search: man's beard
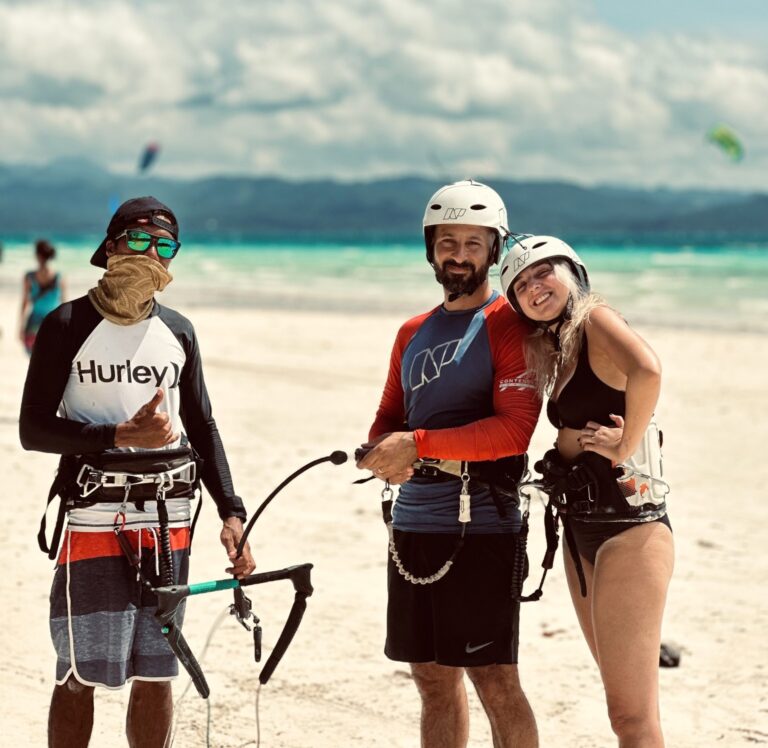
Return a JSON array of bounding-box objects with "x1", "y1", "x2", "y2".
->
[{"x1": 434, "y1": 259, "x2": 491, "y2": 298}]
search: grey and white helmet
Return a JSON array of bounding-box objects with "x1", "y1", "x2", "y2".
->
[{"x1": 423, "y1": 179, "x2": 509, "y2": 265}]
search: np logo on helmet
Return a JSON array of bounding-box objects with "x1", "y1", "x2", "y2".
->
[
  {"x1": 513, "y1": 251, "x2": 530, "y2": 271},
  {"x1": 443, "y1": 207, "x2": 467, "y2": 221}
]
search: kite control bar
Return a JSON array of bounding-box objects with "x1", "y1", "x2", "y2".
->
[
  {"x1": 155, "y1": 564, "x2": 314, "y2": 698},
  {"x1": 154, "y1": 450, "x2": 348, "y2": 699}
]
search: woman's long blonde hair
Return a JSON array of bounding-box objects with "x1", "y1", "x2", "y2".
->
[{"x1": 522, "y1": 260, "x2": 606, "y2": 397}]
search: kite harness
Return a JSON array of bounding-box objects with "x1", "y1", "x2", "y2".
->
[
  {"x1": 528, "y1": 421, "x2": 669, "y2": 597},
  {"x1": 354, "y1": 449, "x2": 556, "y2": 600}
]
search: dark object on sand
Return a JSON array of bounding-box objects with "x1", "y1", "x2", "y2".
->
[{"x1": 659, "y1": 642, "x2": 681, "y2": 667}]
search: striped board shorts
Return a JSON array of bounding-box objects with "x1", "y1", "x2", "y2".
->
[{"x1": 50, "y1": 518, "x2": 190, "y2": 689}]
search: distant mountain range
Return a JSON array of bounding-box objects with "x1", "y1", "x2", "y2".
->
[{"x1": 2, "y1": 158, "x2": 766, "y2": 240}]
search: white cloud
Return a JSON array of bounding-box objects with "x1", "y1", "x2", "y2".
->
[{"x1": 0, "y1": 0, "x2": 765, "y2": 188}]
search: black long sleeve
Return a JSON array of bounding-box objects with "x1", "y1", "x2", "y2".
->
[
  {"x1": 156, "y1": 306, "x2": 246, "y2": 521},
  {"x1": 20, "y1": 299, "x2": 116, "y2": 454}
]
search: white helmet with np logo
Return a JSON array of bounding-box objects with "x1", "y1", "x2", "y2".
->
[
  {"x1": 499, "y1": 235, "x2": 589, "y2": 319},
  {"x1": 423, "y1": 179, "x2": 509, "y2": 265}
]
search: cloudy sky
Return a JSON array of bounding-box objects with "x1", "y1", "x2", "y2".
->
[{"x1": 1, "y1": 0, "x2": 766, "y2": 189}]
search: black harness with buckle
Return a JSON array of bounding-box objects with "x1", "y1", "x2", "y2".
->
[{"x1": 38, "y1": 446, "x2": 202, "y2": 560}]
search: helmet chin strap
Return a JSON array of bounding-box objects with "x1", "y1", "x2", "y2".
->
[
  {"x1": 535, "y1": 295, "x2": 574, "y2": 351},
  {"x1": 444, "y1": 279, "x2": 478, "y2": 303}
]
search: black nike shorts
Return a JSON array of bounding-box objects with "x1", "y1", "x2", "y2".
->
[{"x1": 385, "y1": 529, "x2": 521, "y2": 667}]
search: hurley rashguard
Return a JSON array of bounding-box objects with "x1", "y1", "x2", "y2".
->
[
  {"x1": 19, "y1": 296, "x2": 245, "y2": 520},
  {"x1": 369, "y1": 292, "x2": 540, "y2": 533}
]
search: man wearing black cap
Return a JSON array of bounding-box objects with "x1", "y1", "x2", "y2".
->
[{"x1": 20, "y1": 197, "x2": 255, "y2": 747}]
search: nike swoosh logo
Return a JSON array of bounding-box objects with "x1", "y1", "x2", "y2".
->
[{"x1": 465, "y1": 641, "x2": 494, "y2": 654}]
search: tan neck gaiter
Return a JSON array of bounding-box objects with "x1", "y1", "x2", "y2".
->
[{"x1": 88, "y1": 254, "x2": 173, "y2": 325}]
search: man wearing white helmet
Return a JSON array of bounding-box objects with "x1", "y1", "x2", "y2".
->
[{"x1": 357, "y1": 180, "x2": 540, "y2": 747}]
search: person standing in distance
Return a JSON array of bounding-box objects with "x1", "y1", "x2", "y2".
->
[
  {"x1": 357, "y1": 180, "x2": 541, "y2": 747},
  {"x1": 20, "y1": 197, "x2": 256, "y2": 748},
  {"x1": 19, "y1": 239, "x2": 65, "y2": 354}
]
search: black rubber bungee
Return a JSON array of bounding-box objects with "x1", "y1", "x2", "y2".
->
[{"x1": 156, "y1": 497, "x2": 175, "y2": 587}]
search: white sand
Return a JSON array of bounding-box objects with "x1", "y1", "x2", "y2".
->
[{"x1": 1, "y1": 289, "x2": 766, "y2": 747}]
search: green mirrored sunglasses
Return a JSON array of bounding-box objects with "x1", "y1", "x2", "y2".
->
[{"x1": 114, "y1": 230, "x2": 181, "y2": 259}]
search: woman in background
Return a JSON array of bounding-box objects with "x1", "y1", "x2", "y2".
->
[
  {"x1": 500, "y1": 236, "x2": 674, "y2": 748},
  {"x1": 20, "y1": 239, "x2": 64, "y2": 354}
]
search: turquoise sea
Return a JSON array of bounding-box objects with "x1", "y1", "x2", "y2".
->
[{"x1": 2, "y1": 237, "x2": 767, "y2": 332}]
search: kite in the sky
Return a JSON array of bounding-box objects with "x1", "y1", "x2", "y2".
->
[
  {"x1": 706, "y1": 125, "x2": 744, "y2": 162},
  {"x1": 138, "y1": 142, "x2": 160, "y2": 173}
]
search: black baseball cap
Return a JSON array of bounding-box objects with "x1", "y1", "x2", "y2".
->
[{"x1": 91, "y1": 196, "x2": 179, "y2": 268}]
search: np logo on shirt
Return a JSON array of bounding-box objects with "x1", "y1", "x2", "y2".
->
[
  {"x1": 76, "y1": 359, "x2": 181, "y2": 388},
  {"x1": 409, "y1": 339, "x2": 461, "y2": 390}
]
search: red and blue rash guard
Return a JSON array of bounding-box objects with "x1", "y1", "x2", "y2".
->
[{"x1": 369, "y1": 292, "x2": 541, "y2": 534}]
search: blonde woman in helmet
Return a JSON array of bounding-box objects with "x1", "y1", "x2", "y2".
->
[{"x1": 500, "y1": 237, "x2": 674, "y2": 748}]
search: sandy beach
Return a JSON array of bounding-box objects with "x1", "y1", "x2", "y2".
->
[{"x1": 0, "y1": 285, "x2": 766, "y2": 747}]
